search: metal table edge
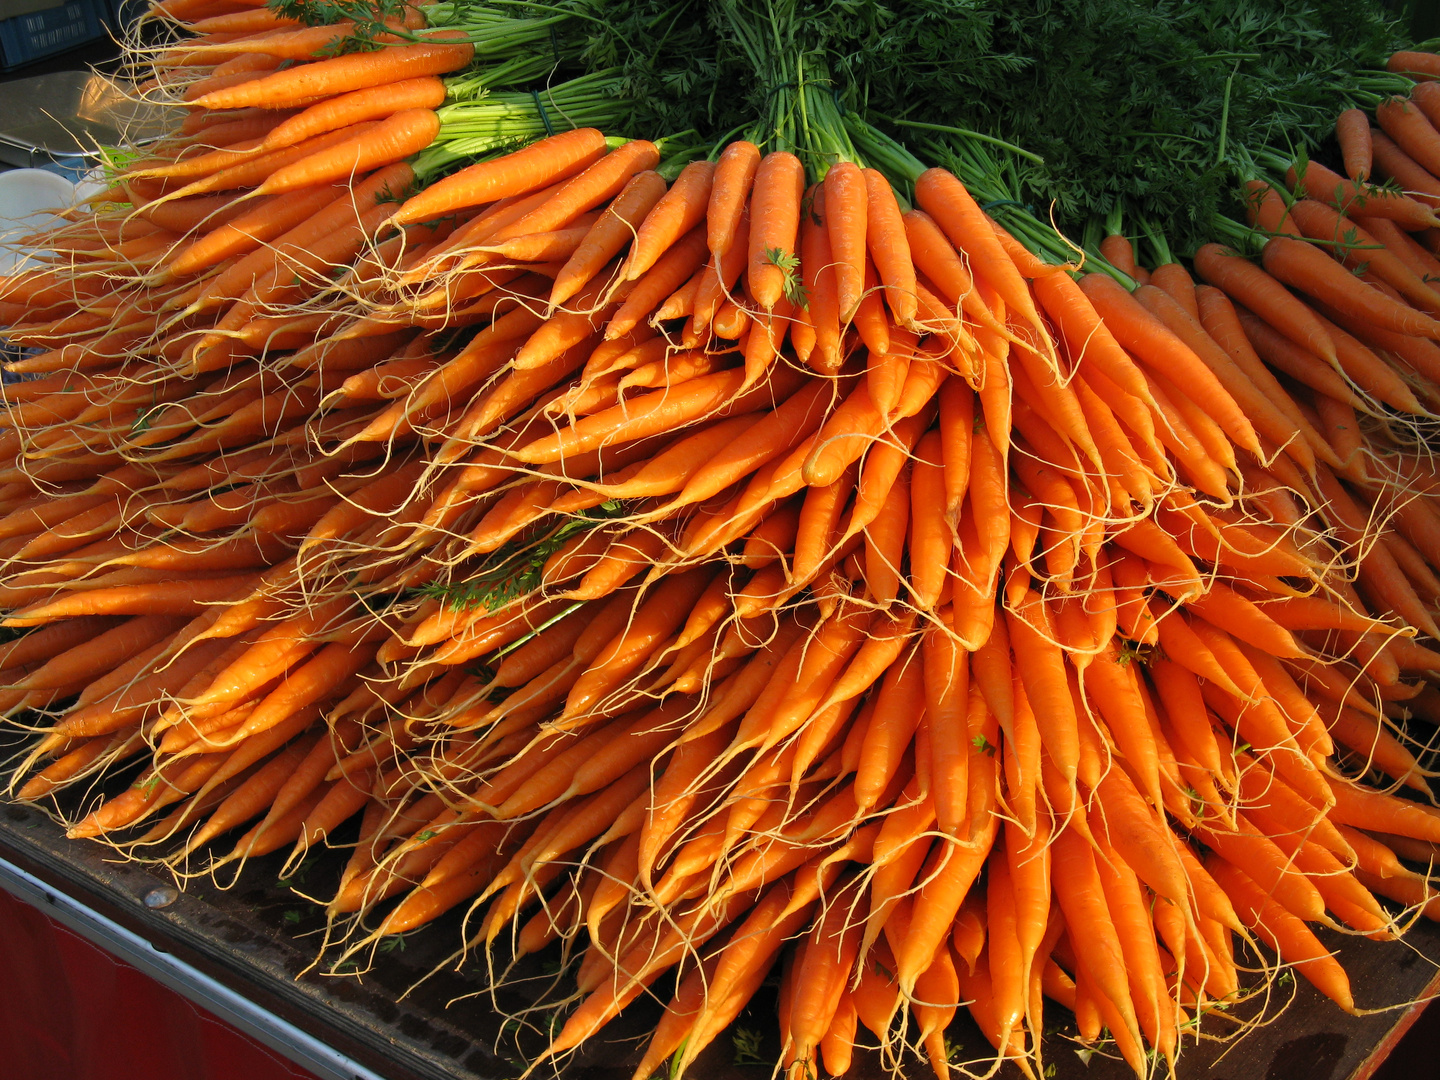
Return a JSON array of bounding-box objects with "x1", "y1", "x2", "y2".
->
[{"x1": 0, "y1": 851, "x2": 386, "y2": 1080}]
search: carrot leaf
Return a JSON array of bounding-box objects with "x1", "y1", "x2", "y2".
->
[
  {"x1": 763, "y1": 246, "x2": 807, "y2": 310},
  {"x1": 731, "y1": 1027, "x2": 766, "y2": 1066}
]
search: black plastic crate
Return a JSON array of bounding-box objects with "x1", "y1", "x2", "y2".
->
[{"x1": 0, "y1": 0, "x2": 104, "y2": 71}]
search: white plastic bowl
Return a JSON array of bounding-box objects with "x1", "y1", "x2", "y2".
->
[{"x1": 0, "y1": 168, "x2": 78, "y2": 276}]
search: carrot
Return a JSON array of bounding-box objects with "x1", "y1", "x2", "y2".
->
[
  {"x1": 161, "y1": 122, "x2": 383, "y2": 203},
  {"x1": 1148, "y1": 259, "x2": 1198, "y2": 316},
  {"x1": 1337, "y1": 108, "x2": 1374, "y2": 182},
  {"x1": 1253, "y1": 591, "x2": 1385, "y2": 634},
  {"x1": 605, "y1": 224, "x2": 709, "y2": 340},
  {"x1": 1005, "y1": 592, "x2": 1080, "y2": 791},
  {"x1": 895, "y1": 429, "x2": 944, "y2": 609},
  {"x1": 121, "y1": 134, "x2": 276, "y2": 181},
  {"x1": 897, "y1": 793, "x2": 998, "y2": 992},
  {"x1": 811, "y1": 160, "x2": 867, "y2": 322},
  {"x1": 262, "y1": 76, "x2": 445, "y2": 151},
  {"x1": 1234, "y1": 305, "x2": 1363, "y2": 407},
  {"x1": 918, "y1": 623, "x2": 970, "y2": 837},
  {"x1": 478, "y1": 150, "x2": 658, "y2": 274},
  {"x1": 159, "y1": 184, "x2": 343, "y2": 281},
  {"x1": 707, "y1": 140, "x2": 761, "y2": 257},
  {"x1": 506, "y1": 366, "x2": 743, "y2": 465},
  {"x1": 1351, "y1": 212, "x2": 1440, "y2": 303},
  {"x1": 192, "y1": 35, "x2": 473, "y2": 112},
  {"x1": 1135, "y1": 284, "x2": 1307, "y2": 468},
  {"x1": 198, "y1": 163, "x2": 408, "y2": 306},
  {"x1": 1194, "y1": 285, "x2": 1332, "y2": 456},
  {"x1": 1050, "y1": 826, "x2": 1144, "y2": 1048},
  {"x1": 748, "y1": 153, "x2": 808, "y2": 310},
  {"x1": 1377, "y1": 95, "x2": 1440, "y2": 176},
  {"x1": 1263, "y1": 235, "x2": 1440, "y2": 338},
  {"x1": 1390, "y1": 50, "x2": 1440, "y2": 80},
  {"x1": 1193, "y1": 242, "x2": 1338, "y2": 363},
  {"x1": 19, "y1": 730, "x2": 143, "y2": 802},
  {"x1": 3, "y1": 576, "x2": 257, "y2": 626},
  {"x1": 914, "y1": 167, "x2": 1044, "y2": 334},
  {"x1": 1100, "y1": 232, "x2": 1141, "y2": 280},
  {"x1": 180, "y1": 734, "x2": 322, "y2": 855},
  {"x1": 853, "y1": 645, "x2": 925, "y2": 810},
  {"x1": 222, "y1": 636, "x2": 379, "y2": 747},
  {"x1": 548, "y1": 170, "x2": 666, "y2": 308},
  {"x1": 615, "y1": 159, "x2": 710, "y2": 280},
  {"x1": 67, "y1": 753, "x2": 229, "y2": 839},
  {"x1": 1288, "y1": 158, "x2": 1439, "y2": 230},
  {"x1": 1079, "y1": 272, "x2": 1258, "y2": 453},
  {"x1": 1370, "y1": 129, "x2": 1440, "y2": 209},
  {"x1": 389, "y1": 126, "x2": 606, "y2": 227},
  {"x1": 0, "y1": 616, "x2": 122, "y2": 672},
  {"x1": 254, "y1": 109, "x2": 439, "y2": 196},
  {"x1": 189, "y1": 6, "x2": 297, "y2": 32},
  {"x1": 1096, "y1": 833, "x2": 1171, "y2": 1059},
  {"x1": 787, "y1": 879, "x2": 864, "y2": 1066},
  {"x1": 1241, "y1": 178, "x2": 1303, "y2": 238},
  {"x1": 1313, "y1": 465, "x2": 1440, "y2": 639},
  {"x1": 863, "y1": 168, "x2": 917, "y2": 326},
  {"x1": 16, "y1": 614, "x2": 185, "y2": 693},
  {"x1": 1028, "y1": 269, "x2": 1150, "y2": 403},
  {"x1": 1207, "y1": 855, "x2": 1356, "y2": 1012},
  {"x1": 197, "y1": 20, "x2": 404, "y2": 62},
  {"x1": 561, "y1": 569, "x2": 714, "y2": 720}
]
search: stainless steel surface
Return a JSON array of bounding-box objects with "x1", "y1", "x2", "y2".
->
[
  {"x1": 0, "y1": 69, "x2": 176, "y2": 166},
  {"x1": 0, "y1": 853, "x2": 388, "y2": 1080}
]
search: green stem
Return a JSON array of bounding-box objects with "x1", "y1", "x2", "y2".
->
[{"x1": 873, "y1": 115, "x2": 1044, "y2": 165}]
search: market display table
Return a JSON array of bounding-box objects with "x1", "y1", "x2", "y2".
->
[{"x1": 0, "y1": 799, "x2": 1436, "y2": 1080}]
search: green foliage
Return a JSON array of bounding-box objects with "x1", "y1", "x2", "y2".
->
[
  {"x1": 816, "y1": 0, "x2": 1407, "y2": 252},
  {"x1": 268, "y1": 0, "x2": 406, "y2": 28},
  {"x1": 731, "y1": 1027, "x2": 766, "y2": 1066},
  {"x1": 330, "y1": 0, "x2": 1411, "y2": 260},
  {"x1": 574, "y1": 0, "x2": 1409, "y2": 251}
]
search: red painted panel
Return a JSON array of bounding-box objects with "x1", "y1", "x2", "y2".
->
[{"x1": 0, "y1": 888, "x2": 322, "y2": 1080}]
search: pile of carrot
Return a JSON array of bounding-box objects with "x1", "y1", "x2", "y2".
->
[{"x1": 8, "y1": 4, "x2": 1440, "y2": 1075}]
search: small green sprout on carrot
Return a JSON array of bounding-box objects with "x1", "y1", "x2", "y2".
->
[{"x1": 764, "y1": 247, "x2": 808, "y2": 309}]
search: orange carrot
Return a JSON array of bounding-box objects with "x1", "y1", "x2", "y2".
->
[
  {"x1": 1337, "y1": 108, "x2": 1374, "y2": 182},
  {"x1": 864, "y1": 168, "x2": 917, "y2": 325},
  {"x1": 747, "y1": 151, "x2": 805, "y2": 312},
  {"x1": 1100, "y1": 233, "x2": 1141, "y2": 280},
  {"x1": 1262, "y1": 235, "x2": 1440, "y2": 338},
  {"x1": 1080, "y1": 271, "x2": 1258, "y2": 453},
  {"x1": 254, "y1": 108, "x2": 439, "y2": 195},
  {"x1": 1207, "y1": 855, "x2": 1356, "y2": 1012},
  {"x1": 193, "y1": 35, "x2": 474, "y2": 112},
  {"x1": 1193, "y1": 242, "x2": 1338, "y2": 363},
  {"x1": 622, "y1": 159, "x2": 714, "y2": 281},
  {"x1": 550, "y1": 170, "x2": 667, "y2": 308},
  {"x1": 1370, "y1": 129, "x2": 1440, "y2": 209},
  {"x1": 263, "y1": 76, "x2": 445, "y2": 150},
  {"x1": 707, "y1": 140, "x2": 761, "y2": 257},
  {"x1": 390, "y1": 127, "x2": 607, "y2": 227},
  {"x1": 914, "y1": 167, "x2": 1044, "y2": 333},
  {"x1": 1288, "y1": 158, "x2": 1439, "y2": 230}
]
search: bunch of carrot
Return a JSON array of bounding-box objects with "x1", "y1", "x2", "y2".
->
[{"x1": 9, "y1": 7, "x2": 1440, "y2": 1076}]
